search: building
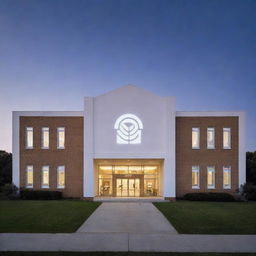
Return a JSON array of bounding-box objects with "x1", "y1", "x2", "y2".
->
[{"x1": 12, "y1": 85, "x2": 246, "y2": 200}]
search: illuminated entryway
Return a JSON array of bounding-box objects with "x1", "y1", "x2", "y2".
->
[
  {"x1": 95, "y1": 159, "x2": 162, "y2": 197},
  {"x1": 116, "y1": 178, "x2": 140, "y2": 197}
]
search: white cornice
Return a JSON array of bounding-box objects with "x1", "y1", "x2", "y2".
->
[{"x1": 176, "y1": 111, "x2": 245, "y2": 117}]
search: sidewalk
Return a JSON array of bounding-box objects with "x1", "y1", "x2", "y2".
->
[{"x1": 1, "y1": 233, "x2": 256, "y2": 252}]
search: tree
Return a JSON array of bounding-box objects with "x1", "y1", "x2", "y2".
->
[
  {"x1": 0, "y1": 150, "x2": 12, "y2": 187},
  {"x1": 246, "y1": 151, "x2": 256, "y2": 185}
]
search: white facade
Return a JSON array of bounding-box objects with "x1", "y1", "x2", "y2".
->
[{"x1": 84, "y1": 85, "x2": 176, "y2": 198}]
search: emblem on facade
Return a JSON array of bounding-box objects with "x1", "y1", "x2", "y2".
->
[{"x1": 114, "y1": 114, "x2": 143, "y2": 144}]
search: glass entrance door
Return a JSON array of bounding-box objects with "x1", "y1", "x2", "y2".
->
[{"x1": 116, "y1": 178, "x2": 140, "y2": 197}]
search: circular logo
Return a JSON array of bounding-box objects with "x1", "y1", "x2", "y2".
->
[{"x1": 114, "y1": 114, "x2": 143, "y2": 144}]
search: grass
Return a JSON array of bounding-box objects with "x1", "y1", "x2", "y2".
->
[
  {"x1": 0, "y1": 253, "x2": 256, "y2": 256},
  {"x1": 0, "y1": 200, "x2": 100, "y2": 233},
  {"x1": 154, "y1": 201, "x2": 256, "y2": 234}
]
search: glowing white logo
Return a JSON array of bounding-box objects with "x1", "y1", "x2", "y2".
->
[{"x1": 114, "y1": 114, "x2": 143, "y2": 144}]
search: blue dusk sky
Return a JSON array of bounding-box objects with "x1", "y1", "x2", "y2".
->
[{"x1": 0, "y1": 0, "x2": 255, "y2": 152}]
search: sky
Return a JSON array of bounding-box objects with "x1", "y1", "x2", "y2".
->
[{"x1": 0, "y1": 0, "x2": 255, "y2": 152}]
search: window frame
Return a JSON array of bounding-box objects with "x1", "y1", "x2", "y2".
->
[
  {"x1": 207, "y1": 127, "x2": 215, "y2": 149},
  {"x1": 207, "y1": 166, "x2": 215, "y2": 189},
  {"x1": 192, "y1": 127, "x2": 200, "y2": 149},
  {"x1": 41, "y1": 127, "x2": 49, "y2": 149},
  {"x1": 26, "y1": 165, "x2": 33, "y2": 188},
  {"x1": 57, "y1": 165, "x2": 65, "y2": 189},
  {"x1": 192, "y1": 165, "x2": 200, "y2": 189},
  {"x1": 25, "y1": 127, "x2": 33, "y2": 149},
  {"x1": 223, "y1": 128, "x2": 231, "y2": 149},
  {"x1": 223, "y1": 166, "x2": 231, "y2": 189},
  {"x1": 57, "y1": 127, "x2": 65, "y2": 149},
  {"x1": 41, "y1": 165, "x2": 50, "y2": 188}
]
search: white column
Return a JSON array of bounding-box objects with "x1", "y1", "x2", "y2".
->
[
  {"x1": 239, "y1": 112, "x2": 246, "y2": 186},
  {"x1": 163, "y1": 97, "x2": 176, "y2": 198},
  {"x1": 83, "y1": 97, "x2": 95, "y2": 197},
  {"x1": 12, "y1": 112, "x2": 20, "y2": 188}
]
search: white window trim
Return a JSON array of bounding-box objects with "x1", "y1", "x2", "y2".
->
[
  {"x1": 25, "y1": 127, "x2": 33, "y2": 149},
  {"x1": 26, "y1": 165, "x2": 33, "y2": 188},
  {"x1": 57, "y1": 127, "x2": 65, "y2": 149},
  {"x1": 41, "y1": 165, "x2": 50, "y2": 188},
  {"x1": 41, "y1": 127, "x2": 49, "y2": 149},
  {"x1": 223, "y1": 127, "x2": 231, "y2": 149},
  {"x1": 192, "y1": 166, "x2": 200, "y2": 189},
  {"x1": 207, "y1": 166, "x2": 215, "y2": 189},
  {"x1": 192, "y1": 127, "x2": 200, "y2": 149},
  {"x1": 223, "y1": 166, "x2": 231, "y2": 189},
  {"x1": 57, "y1": 165, "x2": 65, "y2": 189},
  {"x1": 207, "y1": 127, "x2": 215, "y2": 149}
]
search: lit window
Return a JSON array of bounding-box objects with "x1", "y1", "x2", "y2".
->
[
  {"x1": 57, "y1": 127, "x2": 65, "y2": 149},
  {"x1": 41, "y1": 127, "x2": 49, "y2": 149},
  {"x1": 223, "y1": 128, "x2": 231, "y2": 149},
  {"x1": 207, "y1": 128, "x2": 215, "y2": 149},
  {"x1": 192, "y1": 128, "x2": 200, "y2": 149},
  {"x1": 42, "y1": 166, "x2": 49, "y2": 188},
  {"x1": 57, "y1": 166, "x2": 65, "y2": 188},
  {"x1": 26, "y1": 165, "x2": 33, "y2": 188},
  {"x1": 26, "y1": 127, "x2": 33, "y2": 149},
  {"x1": 192, "y1": 166, "x2": 200, "y2": 189},
  {"x1": 223, "y1": 166, "x2": 231, "y2": 189},
  {"x1": 207, "y1": 166, "x2": 215, "y2": 189}
]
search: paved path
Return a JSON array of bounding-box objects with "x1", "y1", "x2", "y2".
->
[
  {"x1": 1, "y1": 233, "x2": 256, "y2": 252},
  {"x1": 77, "y1": 202, "x2": 178, "y2": 233},
  {"x1": 1, "y1": 202, "x2": 256, "y2": 252}
]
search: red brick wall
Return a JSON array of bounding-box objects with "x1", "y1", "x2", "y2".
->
[
  {"x1": 176, "y1": 116, "x2": 239, "y2": 197},
  {"x1": 20, "y1": 116, "x2": 83, "y2": 198}
]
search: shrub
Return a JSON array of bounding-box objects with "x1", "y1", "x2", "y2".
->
[
  {"x1": 183, "y1": 192, "x2": 236, "y2": 202},
  {"x1": 0, "y1": 183, "x2": 18, "y2": 199},
  {"x1": 242, "y1": 183, "x2": 256, "y2": 201},
  {"x1": 20, "y1": 189, "x2": 62, "y2": 200}
]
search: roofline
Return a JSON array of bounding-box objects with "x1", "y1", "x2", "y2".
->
[
  {"x1": 12, "y1": 111, "x2": 83, "y2": 116},
  {"x1": 176, "y1": 111, "x2": 245, "y2": 117}
]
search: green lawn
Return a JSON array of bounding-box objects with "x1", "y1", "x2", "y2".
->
[
  {"x1": 154, "y1": 201, "x2": 256, "y2": 234},
  {"x1": 0, "y1": 200, "x2": 100, "y2": 233},
  {"x1": 0, "y1": 253, "x2": 256, "y2": 256}
]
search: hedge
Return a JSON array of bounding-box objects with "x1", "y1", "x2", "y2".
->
[
  {"x1": 183, "y1": 192, "x2": 236, "y2": 202},
  {"x1": 20, "y1": 189, "x2": 62, "y2": 200}
]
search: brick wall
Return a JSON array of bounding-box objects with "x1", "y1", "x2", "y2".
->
[
  {"x1": 20, "y1": 116, "x2": 83, "y2": 198},
  {"x1": 176, "y1": 116, "x2": 239, "y2": 197}
]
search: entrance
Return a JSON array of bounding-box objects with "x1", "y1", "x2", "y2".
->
[
  {"x1": 96, "y1": 159, "x2": 162, "y2": 197},
  {"x1": 116, "y1": 178, "x2": 140, "y2": 197}
]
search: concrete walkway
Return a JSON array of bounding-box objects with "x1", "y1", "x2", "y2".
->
[
  {"x1": 1, "y1": 202, "x2": 256, "y2": 252},
  {"x1": 77, "y1": 202, "x2": 178, "y2": 233},
  {"x1": 1, "y1": 233, "x2": 256, "y2": 252}
]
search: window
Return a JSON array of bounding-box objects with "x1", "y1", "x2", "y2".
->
[
  {"x1": 41, "y1": 127, "x2": 49, "y2": 149},
  {"x1": 223, "y1": 166, "x2": 231, "y2": 189},
  {"x1": 207, "y1": 128, "x2": 215, "y2": 149},
  {"x1": 207, "y1": 166, "x2": 215, "y2": 189},
  {"x1": 26, "y1": 165, "x2": 33, "y2": 188},
  {"x1": 192, "y1": 166, "x2": 200, "y2": 189},
  {"x1": 42, "y1": 166, "x2": 49, "y2": 188},
  {"x1": 26, "y1": 127, "x2": 33, "y2": 149},
  {"x1": 223, "y1": 128, "x2": 231, "y2": 149},
  {"x1": 57, "y1": 127, "x2": 65, "y2": 149},
  {"x1": 192, "y1": 128, "x2": 200, "y2": 149},
  {"x1": 57, "y1": 166, "x2": 65, "y2": 188}
]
